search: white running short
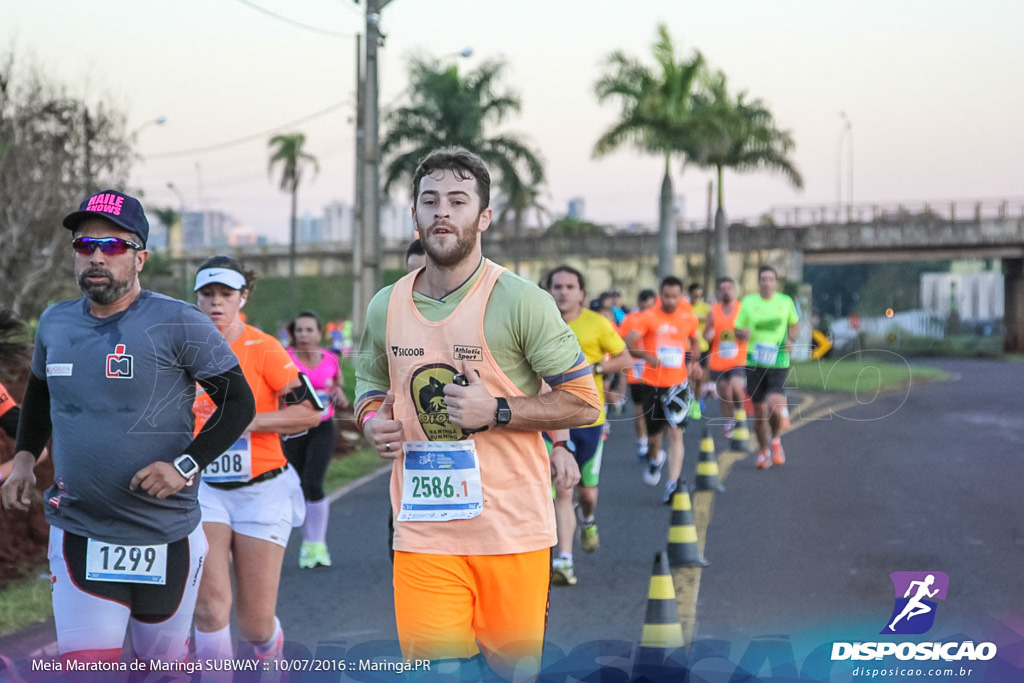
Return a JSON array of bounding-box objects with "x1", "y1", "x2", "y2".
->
[{"x1": 198, "y1": 465, "x2": 305, "y2": 546}]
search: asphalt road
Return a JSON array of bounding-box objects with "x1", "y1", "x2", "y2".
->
[
  {"x1": 272, "y1": 358, "x2": 1024, "y2": 678},
  {"x1": 6, "y1": 358, "x2": 1023, "y2": 681}
]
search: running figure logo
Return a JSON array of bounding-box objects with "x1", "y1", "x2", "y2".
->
[{"x1": 881, "y1": 571, "x2": 949, "y2": 635}]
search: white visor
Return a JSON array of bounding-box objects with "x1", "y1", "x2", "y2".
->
[{"x1": 194, "y1": 267, "x2": 247, "y2": 291}]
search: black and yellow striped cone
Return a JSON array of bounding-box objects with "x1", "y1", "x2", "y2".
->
[
  {"x1": 695, "y1": 427, "x2": 725, "y2": 492},
  {"x1": 640, "y1": 551, "x2": 684, "y2": 649},
  {"x1": 730, "y1": 407, "x2": 751, "y2": 452},
  {"x1": 666, "y1": 482, "x2": 709, "y2": 567}
]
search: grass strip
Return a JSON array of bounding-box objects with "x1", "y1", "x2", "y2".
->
[{"x1": 789, "y1": 358, "x2": 948, "y2": 394}]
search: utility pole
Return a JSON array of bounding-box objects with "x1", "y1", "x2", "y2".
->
[
  {"x1": 354, "y1": 0, "x2": 392, "y2": 339},
  {"x1": 83, "y1": 109, "x2": 94, "y2": 194},
  {"x1": 703, "y1": 179, "x2": 713, "y2": 292},
  {"x1": 352, "y1": 31, "x2": 366, "y2": 336}
]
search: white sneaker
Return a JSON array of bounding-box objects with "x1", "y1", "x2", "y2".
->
[
  {"x1": 663, "y1": 480, "x2": 678, "y2": 504},
  {"x1": 642, "y1": 450, "x2": 665, "y2": 486}
]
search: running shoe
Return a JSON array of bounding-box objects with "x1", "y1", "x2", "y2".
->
[
  {"x1": 771, "y1": 439, "x2": 786, "y2": 466},
  {"x1": 756, "y1": 450, "x2": 772, "y2": 470},
  {"x1": 642, "y1": 450, "x2": 665, "y2": 486},
  {"x1": 299, "y1": 542, "x2": 332, "y2": 569},
  {"x1": 551, "y1": 557, "x2": 577, "y2": 586},
  {"x1": 254, "y1": 628, "x2": 284, "y2": 661},
  {"x1": 662, "y1": 480, "x2": 678, "y2": 504},
  {"x1": 636, "y1": 438, "x2": 649, "y2": 462},
  {"x1": 723, "y1": 419, "x2": 736, "y2": 440},
  {"x1": 576, "y1": 504, "x2": 600, "y2": 552},
  {"x1": 579, "y1": 522, "x2": 600, "y2": 553}
]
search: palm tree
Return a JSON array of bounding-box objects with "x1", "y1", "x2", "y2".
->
[
  {"x1": 686, "y1": 70, "x2": 803, "y2": 279},
  {"x1": 381, "y1": 57, "x2": 544, "y2": 214},
  {"x1": 593, "y1": 23, "x2": 704, "y2": 279},
  {"x1": 268, "y1": 132, "x2": 319, "y2": 308}
]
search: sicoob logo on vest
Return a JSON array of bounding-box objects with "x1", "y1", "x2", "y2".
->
[
  {"x1": 409, "y1": 363, "x2": 466, "y2": 441},
  {"x1": 106, "y1": 344, "x2": 134, "y2": 379}
]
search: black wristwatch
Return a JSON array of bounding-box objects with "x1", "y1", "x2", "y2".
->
[
  {"x1": 551, "y1": 439, "x2": 576, "y2": 454},
  {"x1": 494, "y1": 397, "x2": 512, "y2": 426},
  {"x1": 593, "y1": 362, "x2": 604, "y2": 376},
  {"x1": 172, "y1": 454, "x2": 199, "y2": 481}
]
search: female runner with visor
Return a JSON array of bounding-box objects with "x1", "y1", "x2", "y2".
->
[{"x1": 190, "y1": 255, "x2": 322, "y2": 663}]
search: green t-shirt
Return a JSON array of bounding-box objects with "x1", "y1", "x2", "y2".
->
[
  {"x1": 734, "y1": 292, "x2": 799, "y2": 368},
  {"x1": 354, "y1": 260, "x2": 584, "y2": 403}
]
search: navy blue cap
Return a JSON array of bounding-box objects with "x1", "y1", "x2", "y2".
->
[{"x1": 62, "y1": 190, "x2": 150, "y2": 247}]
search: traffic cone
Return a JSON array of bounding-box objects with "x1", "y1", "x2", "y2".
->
[
  {"x1": 695, "y1": 427, "x2": 725, "y2": 492},
  {"x1": 730, "y1": 407, "x2": 751, "y2": 452},
  {"x1": 666, "y1": 482, "x2": 709, "y2": 567},
  {"x1": 640, "y1": 551, "x2": 684, "y2": 649}
]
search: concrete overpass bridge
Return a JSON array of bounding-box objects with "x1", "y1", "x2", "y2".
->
[{"x1": 177, "y1": 198, "x2": 1024, "y2": 352}]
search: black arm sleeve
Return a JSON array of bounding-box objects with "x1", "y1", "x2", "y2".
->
[
  {"x1": 15, "y1": 374, "x2": 51, "y2": 459},
  {"x1": 187, "y1": 364, "x2": 256, "y2": 470},
  {"x1": 0, "y1": 406, "x2": 19, "y2": 440}
]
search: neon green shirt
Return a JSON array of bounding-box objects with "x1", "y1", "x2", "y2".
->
[{"x1": 734, "y1": 292, "x2": 799, "y2": 368}]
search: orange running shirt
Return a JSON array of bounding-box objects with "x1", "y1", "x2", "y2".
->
[
  {"x1": 193, "y1": 324, "x2": 298, "y2": 477},
  {"x1": 630, "y1": 302, "x2": 700, "y2": 388}
]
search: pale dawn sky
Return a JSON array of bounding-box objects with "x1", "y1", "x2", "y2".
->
[{"x1": 4, "y1": 0, "x2": 1022, "y2": 243}]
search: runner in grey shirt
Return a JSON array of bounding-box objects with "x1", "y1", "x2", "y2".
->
[
  {"x1": 1, "y1": 190, "x2": 255, "y2": 665},
  {"x1": 31, "y1": 291, "x2": 242, "y2": 543}
]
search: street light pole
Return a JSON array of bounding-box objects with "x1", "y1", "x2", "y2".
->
[
  {"x1": 132, "y1": 116, "x2": 167, "y2": 138},
  {"x1": 837, "y1": 112, "x2": 852, "y2": 221},
  {"x1": 166, "y1": 182, "x2": 190, "y2": 300}
]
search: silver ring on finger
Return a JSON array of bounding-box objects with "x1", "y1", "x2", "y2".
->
[{"x1": 385, "y1": 442, "x2": 392, "y2": 452}]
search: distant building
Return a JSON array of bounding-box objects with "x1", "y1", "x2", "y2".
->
[
  {"x1": 568, "y1": 197, "x2": 585, "y2": 221},
  {"x1": 380, "y1": 202, "x2": 415, "y2": 246},
  {"x1": 322, "y1": 201, "x2": 355, "y2": 244},
  {"x1": 147, "y1": 219, "x2": 169, "y2": 250},
  {"x1": 297, "y1": 211, "x2": 323, "y2": 244},
  {"x1": 183, "y1": 210, "x2": 231, "y2": 248}
]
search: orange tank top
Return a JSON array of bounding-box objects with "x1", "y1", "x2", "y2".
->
[
  {"x1": 385, "y1": 260, "x2": 555, "y2": 556},
  {"x1": 709, "y1": 301, "x2": 748, "y2": 372}
]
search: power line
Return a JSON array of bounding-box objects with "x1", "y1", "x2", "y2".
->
[
  {"x1": 143, "y1": 101, "x2": 351, "y2": 159},
  {"x1": 234, "y1": 0, "x2": 355, "y2": 37}
]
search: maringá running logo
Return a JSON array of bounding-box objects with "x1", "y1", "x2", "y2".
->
[{"x1": 881, "y1": 571, "x2": 949, "y2": 635}]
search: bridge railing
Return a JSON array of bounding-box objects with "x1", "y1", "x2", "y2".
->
[{"x1": 766, "y1": 198, "x2": 1024, "y2": 227}]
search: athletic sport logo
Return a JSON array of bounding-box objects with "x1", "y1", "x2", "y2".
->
[
  {"x1": 881, "y1": 571, "x2": 949, "y2": 635},
  {"x1": 106, "y1": 344, "x2": 134, "y2": 379},
  {"x1": 453, "y1": 345, "x2": 482, "y2": 362}
]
